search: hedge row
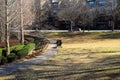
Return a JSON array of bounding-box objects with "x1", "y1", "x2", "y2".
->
[
  {"x1": 17, "y1": 43, "x2": 35, "y2": 58},
  {"x1": 0, "y1": 37, "x2": 48, "y2": 65},
  {"x1": 0, "y1": 43, "x2": 35, "y2": 65},
  {"x1": 10, "y1": 45, "x2": 25, "y2": 52},
  {"x1": 0, "y1": 49, "x2": 2, "y2": 57}
]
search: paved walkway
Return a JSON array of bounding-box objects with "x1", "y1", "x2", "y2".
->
[{"x1": 0, "y1": 39, "x2": 57, "y2": 76}]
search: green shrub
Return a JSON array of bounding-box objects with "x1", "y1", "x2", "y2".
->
[
  {"x1": 10, "y1": 45, "x2": 24, "y2": 52},
  {"x1": 34, "y1": 40, "x2": 40, "y2": 45},
  {"x1": 0, "y1": 56, "x2": 8, "y2": 65},
  {"x1": 34, "y1": 38, "x2": 44, "y2": 45},
  {"x1": 0, "y1": 45, "x2": 24, "y2": 55},
  {"x1": 0, "y1": 49, "x2": 2, "y2": 57},
  {"x1": 2, "y1": 49, "x2": 7, "y2": 57},
  {"x1": 0, "y1": 56, "x2": 2, "y2": 61},
  {"x1": 0, "y1": 45, "x2": 24, "y2": 64},
  {"x1": 14, "y1": 45, "x2": 24, "y2": 51},
  {"x1": 7, "y1": 53, "x2": 18, "y2": 63},
  {"x1": 17, "y1": 43, "x2": 35, "y2": 58}
]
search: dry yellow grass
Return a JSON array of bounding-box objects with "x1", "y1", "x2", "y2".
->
[
  {"x1": 0, "y1": 75, "x2": 15, "y2": 80},
  {"x1": 0, "y1": 32, "x2": 120, "y2": 80}
]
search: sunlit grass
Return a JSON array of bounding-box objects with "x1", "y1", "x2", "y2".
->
[
  {"x1": 0, "y1": 75, "x2": 15, "y2": 80},
  {"x1": 0, "y1": 32, "x2": 120, "y2": 80}
]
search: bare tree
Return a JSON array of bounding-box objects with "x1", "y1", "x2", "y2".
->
[
  {"x1": 18, "y1": 0, "x2": 36, "y2": 43},
  {"x1": 58, "y1": 0, "x2": 83, "y2": 31},
  {"x1": 57, "y1": 0, "x2": 93, "y2": 32},
  {"x1": 77, "y1": 1, "x2": 91, "y2": 33},
  {"x1": 0, "y1": 0, "x2": 40, "y2": 55},
  {"x1": 20, "y1": 0, "x2": 24, "y2": 44},
  {"x1": 110, "y1": 0, "x2": 119, "y2": 31},
  {"x1": 0, "y1": 0, "x2": 5, "y2": 42},
  {"x1": 5, "y1": 0, "x2": 21, "y2": 55},
  {"x1": 0, "y1": 0, "x2": 21, "y2": 55},
  {"x1": 5, "y1": 0, "x2": 10, "y2": 55},
  {"x1": 94, "y1": 0, "x2": 119, "y2": 31},
  {"x1": 33, "y1": 0, "x2": 51, "y2": 29},
  {"x1": 84, "y1": 0, "x2": 114, "y2": 31}
]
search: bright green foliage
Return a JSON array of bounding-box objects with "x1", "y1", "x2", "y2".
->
[
  {"x1": 0, "y1": 45, "x2": 24, "y2": 57},
  {"x1": 0, "y1": 37, "x2": 47, "y2": 64},
  {"x1": 0, "y1": 43, "x2": 35, "y2": 64},
  {"x1": 0, "y1": 49, "x2": 2, "y2": 57},
  {"x1": 10, "y1": 45, "x2": 24, "y2": 52},
  {"x1": 14, "y1": 45, "x2": 25, "y2": 51},
  {"x1": 17, "y1": 43, "x2": 35, "y2": 58}
]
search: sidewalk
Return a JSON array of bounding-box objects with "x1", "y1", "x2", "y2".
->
[{"x1": 0, "y1": 39, "x2": 57, "y2": 76}]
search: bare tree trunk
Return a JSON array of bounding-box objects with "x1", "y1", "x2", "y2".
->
[
  {"x1": 112, "y1": 21, "x2": 115, "y2": 32},
  {"x1": 20, "y1": 0, "x2": 24, "y2": 44},
  {"x1": 112, "y1": 15, "x2": 115, "y2": 32},
  {"x1": 83, "y1": 25, "x2": 85, "y2": 33},
  {"x1": 0, "y1": 22, "x2": 5, "y2": 42},
  {"x1": 5, "y1": 0, "x2": 10, "y2": 56},
  {"x1": 70, "y1": 21, "x2": 74, "y2": 32},
  {"x1": 39, "y1": 0, "x2": 41, "y2": 26},
  {"x1": 0, "y1": 22, "x2": 1, "y2": 41}
]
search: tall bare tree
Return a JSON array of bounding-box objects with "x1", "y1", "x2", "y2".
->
[
  {"x1": 58, "y1": 0, "x2": 84, "y2": 31},
  {"x1": 0, "y1": 0, "x2": 21, "y2": 55},
  {"x1": 58, "y1": 0, "x2": 91, "y2": 32},
  {"x1": 20, "y1": 0, "x2": 24, "y2": 44},
  {"x1": 0, "y1": 0, "x2": 5, "y2": 42},
  {"x1": 110, "y1": 0, "x2": 119, "y2": 31},
  {"x1": 33, "y1": 0, "x2": 51, "y2": 29},
  {"x1": 5, "y1": 0, "x2": 10, "y2": 55}
]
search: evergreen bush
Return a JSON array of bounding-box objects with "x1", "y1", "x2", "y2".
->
[
  {"x1": 17, "y1": 43, "x2": 35, "y2": 58},
  {"x1": 7, "y1": 53, "x2": 18, "y2": 63}
]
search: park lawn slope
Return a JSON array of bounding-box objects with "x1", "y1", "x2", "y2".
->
[{"x1": 0, "y1": 32, "x2": 120, "y2": 80}]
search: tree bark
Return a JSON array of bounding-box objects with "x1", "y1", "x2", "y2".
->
[
  {"x1": 70, "y1": 21, "x2": 74, "y2": 32},
  {"x1": 83, "y1": 26, "x2": 85, "y2": 33},
  {"x1": 5, "y1": 0, "x2": 10, "y2": 56},
  {"x1": 112, "y1": 21, "x2": 115, "y2": 32},
  {"x1": 20, "y1": 0, "x2": 24, "y2": 44},
  {"x1": 0, "y1": 22, "x2": 5, "y2": 42},
  {"x1": 112, "y1": 14, "x2": 116, "y2": 32}
]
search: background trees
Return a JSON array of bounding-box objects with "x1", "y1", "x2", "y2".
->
[
  {"x1": 0, "y1": 0, "x2": 6, "y2": 42},
  {"x1": 57, "y1": 0, "x2": 82, "y2": 31},
  {"x1": 33, "y1": 0, "x2": 51, "y2": 30},
  {"x1": 0, "y1": 0, "x2": 36, "y2": 55},
  {"x1": 57, "y1": 0, "x2": 92, "y2": 32}
]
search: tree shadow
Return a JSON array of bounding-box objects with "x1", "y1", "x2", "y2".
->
[
  {"x1": 8, "y1": 54, "x2": 120, "y2": 80},
  {"x1": 45, "y1": 32, "x2": 96, "y2": 38},
  {"x1": 98, "y1": 32, "x2": 120, "y2": 39},
  {"x1": 58, "y1": 32, "x2": 94, "y2": 38}
]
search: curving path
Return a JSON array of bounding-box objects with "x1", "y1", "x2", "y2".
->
[{"x1": 0, "y1": 39, "x2": 57, "y2": 76}]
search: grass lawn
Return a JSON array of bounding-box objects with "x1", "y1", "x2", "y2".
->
[{"x1": 0, "y1": 32, "x2": 120, "y2": 80}]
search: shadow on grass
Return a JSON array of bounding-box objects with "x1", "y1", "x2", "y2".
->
[
  {"x1": 98, "y1": 32, "x2": 120, "y2": 39},
  {"x1": 45, "y1": 32, "x2": 96, "y2": 38},
  {"x1": 45, "y1": 32, "x2": 120, "y2": 40},
  {"x1": 59, "y1": 32, "x2": 86, "y2": 37},
  {"x1": 8, "y1": 55, "x2": 120, "y2": 80}
]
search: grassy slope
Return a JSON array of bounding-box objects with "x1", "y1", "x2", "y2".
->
[{"x1": 0, "y1": 32, "x2": 120, "y2": 80}]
